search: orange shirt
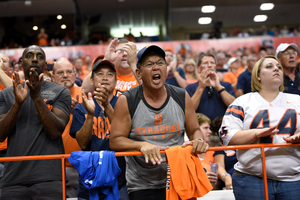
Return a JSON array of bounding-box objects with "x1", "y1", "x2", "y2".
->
[
  {"x1": 165, "y1": 146, "x2": 212, "y2": 200},
  {"x1": 186, "y1": 78, "x2": 198, "y2": 85},
  {"x1": 77, "y1": 69, "x2": 90, "y2": 81},
  {"x1": 62, "y1": 86, "x2": 82, "y2": 167},
  {"x1": 199, "y1": 151, "x2": 215, "y2": 172},
  {"x1": 114, "y1": 73, "x2": 139, "y2": 97}
]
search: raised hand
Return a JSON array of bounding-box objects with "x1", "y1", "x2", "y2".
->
[
  {"x1": 123, "y1": 42, "x2": 137, "y2": 70},
  {"x1": 13, "y1": 72, "x2": 28, "y2": 105},
  {"x1": 255, "y1": 126, "x2": 279, "y2": 138},
  {"x1": 26, "y1": 68, "x2": 43, "y2": 99},
  {"x1": 71, "y1": 94, "x2": 79, "y2": 114},
  {"x1": 82, "y1": 90, "x2": 95, "y2": 115},
  {"x1": 139, "y1": 142, "x2": 169, "y2": 165},
  {"x1": 104, "y1": 38, "x2": 122, "y2": 62},
  {"x1": 94, "y1": 83, "x2": 109, "y2": 108}
]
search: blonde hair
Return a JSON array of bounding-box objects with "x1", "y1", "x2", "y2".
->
[
  {"x1": 196, "y1": 113, "x2": 211, "y2": 126},
  {"x1": 251, "y1": 55, "x2": 284, "y2": 92},
  {"x1": 184, "y1": 58, "x2": 198, "y2": 79}
]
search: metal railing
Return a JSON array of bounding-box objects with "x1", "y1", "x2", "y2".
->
[{"x1": 0, "y1": 142, "x2": 299, "y2": 200}]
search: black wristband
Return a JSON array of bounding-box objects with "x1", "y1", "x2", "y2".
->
[{"x1": 218, "y1": 87, "x2": 226, "y2": 94}]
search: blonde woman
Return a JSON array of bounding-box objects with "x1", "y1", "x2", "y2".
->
[
  {"x1": 219, "y1": 55, "x2": 300, "y2": 200},
  {"x1": 183, "y1": 58, "x2": 198, "y2": 85}
]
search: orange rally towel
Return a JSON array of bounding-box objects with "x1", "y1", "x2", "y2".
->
[{"x1": 165, "y1": 146, "x2": 212, "y2": 200}]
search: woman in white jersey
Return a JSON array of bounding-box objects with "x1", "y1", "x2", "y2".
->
[{"x1": 219, "y1": 55, "x2": 300, "y2": 200}]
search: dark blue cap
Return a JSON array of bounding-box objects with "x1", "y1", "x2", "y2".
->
[
  {"x1": 92, "y1": 59, "x2": 116, "y2": 72},
  {"x1": 137, "y1": 45, "x2": 165, "y2": 68}
]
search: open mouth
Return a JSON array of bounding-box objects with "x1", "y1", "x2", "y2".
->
[{"x1": 153, "y1": 74, "x2": 161, "y2": 84}]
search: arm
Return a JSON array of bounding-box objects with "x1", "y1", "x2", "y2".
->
[
  {"x1": 0, "y1": 59, "x2": 13, "y2": 88},
  {"x1": 236, "y1": 89, "x2": 244, "y2": 97},
  {"x1": 28, "y1": 69, "x2": 70, "y2": 140},
  {"x1": 182, "y1": 91, "x2": 209, "y2": 154},
  {"x1": 123, "y1": 42, "x2": 142, "y2": 85},
  {"x1": 75, "y1": 91, "x2": 95, "y2": 150},
  {"x1": 0, "y1": 73, "x2": 28, "y2": 141},
  {"x1": 110, "y1": 95, "x2": 168, "y2": 165},
  {"x1": 214, "y1": 154, "x2": 232, "y2": 190},
  {"x1": 81, "y1": 72, "x2": 93, "y2": 95},
  {"x1": 229, "y1": 126, "x2": 278, "y2": 145},
  {"x1": 172, "y1": 66, "x2": 188, "y2": 89}
]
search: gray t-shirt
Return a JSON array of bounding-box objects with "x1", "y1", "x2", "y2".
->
[
  {"x1": 123, "y1": 84, "x2": 185, "y2": 193},
  {"x1": 0, "y1": 81, "x2": 71, "y2": 188}
]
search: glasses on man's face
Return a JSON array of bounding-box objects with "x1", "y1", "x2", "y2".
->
[
  {"x1": 207, "y1": 86, "x2": 213, "y2": 98},
  {"x1": 142, "y1": 60, "x2": 166, "y2": 68},
  {"x1": 202, "y1": 62, "x2": 216, "y2": 67},
  {"x1": 283, "y1": 51, "x2": 298, "y2": 57}
]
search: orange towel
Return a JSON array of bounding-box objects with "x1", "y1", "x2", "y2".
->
[{"x1": 165, "y1": 146, "x2": 212, "y2": 200}]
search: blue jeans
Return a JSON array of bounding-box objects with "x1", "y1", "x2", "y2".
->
[{"x1": 232, "y1": 170, "x2": 300, "y2": 200}]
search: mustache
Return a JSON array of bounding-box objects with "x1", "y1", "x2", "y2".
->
[{"x1": 60, "y1": 78, "x2": 71, "y2": 82}]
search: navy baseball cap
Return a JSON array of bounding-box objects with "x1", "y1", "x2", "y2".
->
[
  {"x1": 92, "y1": 59, "x2": 116, "y2": 73},
  {"x1": 137, "y1": 45, "x2": 166, "y2": 68}
]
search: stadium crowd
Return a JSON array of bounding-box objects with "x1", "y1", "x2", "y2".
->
[{"x1": 0, "y1": 35, "x2": 300, "y2": 200}]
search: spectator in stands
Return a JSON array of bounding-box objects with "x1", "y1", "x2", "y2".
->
[
  {"x1": 43, "y1": 71, "x2": 52, "y2": 82},
  {"x1": 219, "y1": 55, "x2": 300, "y2": 200},
  {"x1": 0, "y1": 45, "x2": 71, "y2": 199},
  {"x1": 183, "y1": 58, "x2": 198, "y2": 85},
  {"x1": 258, "y1": 46, "x2": 267, "y2": 59},
  {"x1": 0, "y1": 53, "x2": 13, "y2": 89},
  {"x1": 186, "y1": 53, "x2": 236, "y2": 122},
  {"x1": 216, "y1": 52, "x2": 228, "y2": 81},
  {"x1": 70, "y1": 60, "x2": 128, "y2": 200},
  {"x1": 52, "y1": 57, "x2": 82, "y2": 198},
  {"x1": 276, "y1": 43, "x2": 300, "y2": 95},
  {"x1": 82, "y1": 38, "x2": 140, "y2": 97},
  {"x1": 195, "y1": 113, "x2": 218, "y2": 186},
  {"x1": 83, "y1": 55, "x2": 92, "y2": 71},
  {"x1": 165, "y1": 48, "x2": 188, "y2": 88},
  {"x1": 110, "y1": 45, "x2": 208, "y2": 200},
  {"x1": 236, "y1": 54, "x2": 258, "y2": 97},
  {"x1": 74, "y1": 57, "x2": 90, "y2": 81},
  {"x1": 37, "y1": 28, "x2": 48, "y2": 46}
]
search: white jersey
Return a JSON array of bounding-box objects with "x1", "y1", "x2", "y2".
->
[{"x1": 219, "y1": 92, "x2": 300, "y2": 181}]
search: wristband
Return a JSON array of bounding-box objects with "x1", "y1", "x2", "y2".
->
[
  {"x1": 174, "y1": 72, "x2": 179, "y2": 77},
  {"x1": 218, "y1": 87, "x2": 226, "y2": 94},
  {"x1": 221, "y1": 172, "x2": 231, "y2": 182}
]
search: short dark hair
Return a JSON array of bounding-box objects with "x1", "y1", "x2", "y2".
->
[{"x1": 197, "y1": 53, "x2": 216, "y2": 66}]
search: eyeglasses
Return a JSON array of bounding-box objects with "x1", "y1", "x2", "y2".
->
[
  {"x1": 283, "y1": 51, "x2": 298, "y2": 57},
  {"x1": 207, "y1": 86, "x2": 213, "y2": 98},
  {"x1": 142, "y1": 60, "x2": 166, "y2": 68},
  {"x1": 56, "y1": 70, "x2": 74, "y2": 76}
]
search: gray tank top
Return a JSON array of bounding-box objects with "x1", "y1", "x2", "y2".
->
[{"x1": 123, "y1": 84, "x2": 186, "y2": 192}]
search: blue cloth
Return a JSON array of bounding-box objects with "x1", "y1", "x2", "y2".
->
[
  {"x1": 283, "y1": 71, "x2": 300, "y2": 95},
  {"x1": 186, "y1": 81, "x2": 236, "y2": 121},
  {"x1": 213, "y1": 150, "x2": 237, "y2": 175},
  {"x1": 165, "y1": 68, "x2": 185, "y2": 87},
  {"x1": 69, "y1": 151, "x2": 121, "y2": 200},
  {"x1": 236, "y1": 70, "x2": 252, "y2": 94},
  {"x1": 232, "y1": 171, "x2": 300, "y2": 200},
  {"x1": 70, "y1": 96, "x2": 127, "y2": 199}
]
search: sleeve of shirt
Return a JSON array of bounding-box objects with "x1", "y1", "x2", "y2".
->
[
  {"x1": 185, "y1": 83, "x2": 196, "y2": 98},
  {"x1": 222, "y1": 82, "x2": 237, "y2": 98},
  {"x1": 236, "y1": 73, "x2": 245, "y2": 90},
  {"x1": 53, "y1": 87, "x2": 72, "y2": 118},
  {"x1": 0, "y1": 90, "x2": 9, "y2": 115},
  {"x1": 218, "y1": 97, "x2": 244, "y2": 146},
  {"x1": 177, "y1": 68, "x2": 186, "y2": 79},
  {"x1": 70, "y1": 103, "x2": 87, "y2": 138}
]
